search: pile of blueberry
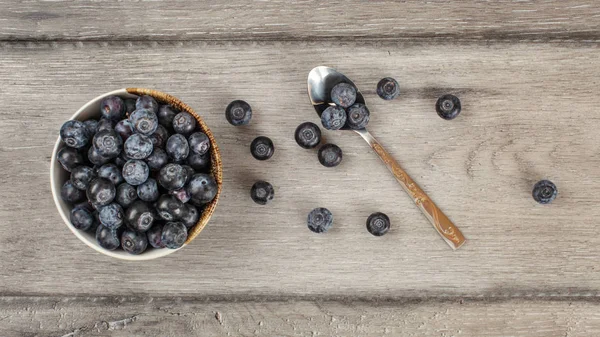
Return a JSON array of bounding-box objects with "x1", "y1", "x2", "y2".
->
[{"x1": 57, "y1": 94, "x2": 217, "y2": 255}]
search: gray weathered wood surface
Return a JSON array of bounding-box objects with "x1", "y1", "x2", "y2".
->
[{"x1": 1, "y1": 0, "x2": 600, "y2": 336}]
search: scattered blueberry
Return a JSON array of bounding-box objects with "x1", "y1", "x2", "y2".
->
[
  {"x1": 116, "y1": 183, "x2": 138, "y2": 208},
  {"x1": 532, "y1": 180, "x2": 558, "y2": 204},
  {"x1": 158, "y1": 163, "x2": 189, "y2": 191},
  {"x1": 124, "y1": 98, "x2": 137, "y2": 114},
  {"x1": 100, "y1": 95, "x2": 125, "y2": 120},
  {"x1": 98, "y1": 202, "x2": 124, "y2": 229},
  {"x1": 157, "y1": 105, "x2": 177, "y2": 128},
  {"x1": 173, "y1": 112, "x2": 197, "y2": 136},
  {"x1": 114, "y1": 119, "x2": 135, "y2": 141},
  {"x1": 155, "y1": 194, "x2": 187, "y2": 221},
  {"x1": 345, "y1": 103, "x2": 370, "y2": 130},
  {"x1": 122, "y1": 160, "x2": 149, "y2": 186},
  {"x1": 376, "y1": 77, "x2": 400, "y2": 100},
  {"x1": 171, "y1": 188, "x2": 191, "y2": 204},
  {"x1": 149, "y1": 125, "x2": 169, "y2": 148},
  {"x1": 70, "y1": 165, "x2": 95, "y2": 190},
  {"x1": 97, "y1": 117, "x2": 116, "y2": 132},
  {"x1": 86, "y1": 178, "x2": 116, "y2": 206},
  {"x1": 188, "y1": 132, "x2": 210, "y2": 155},
  {"x1": 295, "y1": 122, "x2": 321, "y2": 149},
  {"x1": 147, "y1": 223, "x2": 165, "y2": 248},
  {"x1": 250, "y1": 136, "x2": 274, "y2": 161},
  {"x1": 60, "y1": 120, "x2": 90, "y2": 149},
  {"x1": 70, "y1": 203, "x2": 95, "y2": 231},
  {"x1": 146, "y1": 148, "x2": 169, "y2": 171},
  {"x1": 124, "y1": 133, "x2": 153, "y2": 160},
  {"x1": 96, "y1": 225, "x2": 121, "y2": 250},
  {"x1": 436, "y1": 94, "x2": 461, "y2": 120},
  {"x1": 187, "y1": 173, "x2": 218, "y2": 206},
  {"x1": 57, "y1": 147, "x2": 85, "y2": 172},
  {"x1": 129, "y1": 109, "x2": 159, "y2": 136},
  {"x1": 121, "y1": 229, "x2": 148, "y2": 255},
  {"x1": 125, "y1": 200, "x2": 156, "y2": 232},
  {"x1": 87, "y1": 146, "x2": 111, "y2": 166},
  {"x1": 161, "y1": 222, "x2": 187, "y2": 249},
  {"x1": 225, "y1": 100, "x2": 252, "y2": 126},
  {"x1": 83, "y1": 119, "x2": 99, "y2": 135},
  {"x1": 180, "y1": 204, "x2": 199, "y2": 228},
  {"x1": 330, "y1": 82, "x2": 357, "y2": 108},
  {"x1": 166, "y1": 134, "x2": 189, "y2": 162},
  {"x1": 92, "y1": 129, "x2": 123, "y2": 158},
  {"x1": 137, "y1": 178, "x2": 159, "y2": 202},
  {"x1": 318, "y1": 144, "x2": 343, "y2": 167},
  {"x1": 97, "y1": 163, "x2": 124, "y2": 185},
  {"x1": 321, "y1": 106, "x2": 347, "y2": 130},
  {"x1": 366, "y1": 212, "x2": 390, "y2": 236},
  {"x1": 135, "y1": 95, "x2": 159, "y2": 113},
  {"x1": 187, "y1": 153, "x2": 210, "y2": 171},
  {"x1": 250, "y1": 181, "x2": 274, "y2": 205},
  {"x1": 61, "y1": 180, "x2": 85, "y2": 203},
  {"x1": 307, "y1": 207, "x2": 333, "y2": 233}
]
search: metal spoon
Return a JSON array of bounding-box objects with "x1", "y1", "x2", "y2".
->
[{"x1": 307, "y1": 66, "x2": 466, "y2": 250}]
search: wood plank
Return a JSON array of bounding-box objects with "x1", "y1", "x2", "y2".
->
[
  {"x1": 1, "y1": 296, "x2": 599, "y2": 337},
  {"x1": 1, "y1": 41, "x2": 600, "y2": 297},
  {"x1": 1, "y1": 1, "x2": 600, "y2": 41}
]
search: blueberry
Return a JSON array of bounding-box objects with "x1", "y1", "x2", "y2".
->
[
  {"x1": 321, "y1": 106, "x2": 347, "y2": 130},
  {"x1": 124, "y1": 134, "x2": 153, "y2": 160},
  {"x1": 155, "y1": 194, "x2": 186, "y2": 221},
  {"x1": 188, "y1": 132, "x2": 210, "y2": 155},
  {"x1": 181, "y1": 165, "x2": 196, "y2": 183},
  {"x1": 124, "y1": 98, "x2": 137, "y2": 114},
  {"x1": 97, "y1": 163, "x2": 124, "y2": 185},
  {"x1": 157, "y1": 105, "x2": 177, "y2": 128},
  {"x1": 70, "y1": 204, "x2": 95, "y2": 231},
  {"x1": 173, "y1": 112, "x2": 197, "y2": 136},
  {"x1": 166, "y1": 134, "x2": 189, "y2": 162},
  {"x1": 147, "y1": 223, "x2": 165, "y2": 248},
  {"x1": 307, "y1": 207, "x2": 333, "y2": 233},
  {"x1": 149, "y1": 125, "x2": 169, "y2": 148},
  {"x1": 125, "y1": 200, "x2": 156, "y2": 232},
  {"x1": 161, "y1": 222, "x2": 187, "y2": 249},
  {"x1": 121, "y1": 229, "x2": 148, "y2": 255},
  {"x1": 187, "y1": 152, "x2": 210, "y2": 171},
  {"x1": 98, "y1": 202, "x2": 124, "y2": 229},
  {"x1": 97, "y1": 117, "x2": 116, "y2": 132},
  {"x1": 330, "y1": 82, "x2": 357, "y2": 108},
  {"x1": 250, "y1": 136, "x2": 274, "y2": 161},
  {"x1": 96, "y1": 225, "x2": 121, "y2": 250},
  {"x1": 376, "y1": 77, "x2": 400, "y2": 100},
  {"x1": 436, "y1": 94, "x2": 461, "y2": 120},
  {"x1": 87, "y1": 146, "x2": 111, "y2": 166},
  {"x1": 146, "y1": 148, "x2": 169, "y2": 171},
  {"x1": 135, "y1": 95, "x2": 159, "y2": 113},
  {"x1": 57, "y1": 147, "x2": 85, "y2": 172},
  {"x1": 295, "y1": 122, "x2": 321, "y2": 149},
  {"x1": 114, "y1": 155, "x2": 127, "y2": 168},
  {"x1": 157, "y1": 163, "x2": 189, "y2": 191},
  {"x1": 60, "y1": 120, "x2": 90, "y2": 149},
  {"x1": 61, "y1": 180, "x2": 85, "y2": 203},
  {"x1": 186, "y1": 173, "x2": 218, "y2": 206},
  {"x1": 92, "y1": 129, "x2": 122, "y2": 158},
  {"x1": 250, "y1": 181, "x2": 274, "y2": 205},
  {"x1": 171, "y1": 188, "x2": 191, "y2": 203},
  {"x1": 116, "y1": 183, "x2": 138, "y2": 208},
  {"x1": 366, "y1": 212, "x2": 390, "y2": 236},
  {"x1": 225, "y1": 100, "x2": 252, "y2": 126},
  {"x1": 70, "y1": 165, "x2": 95, "y2": 190},
  {"x1": 180, "y1": 204, "x2": 200, "y2": 228},
  {"x1": 130, "y1": 109, "x2": 159, "y2": 136},
  {"x1": 100, "y1": 95, "x2": 125, "y2": 120},
  {"x1": 87, "y1": 178, "x2": 116, "y2": 206},
  {"x1": 345, "y1": 103, "x2": 370, "y2": 130},
  {"x1": 532, "y1": 180, "x2": 558, "y2": 204},
  {"x1": 318, "y1": 144, "x2": 343, "y2": 167},
  {"x1": 83, "y1": 119, "x2": 99, "y2": 135},
  {"x1": 122, "y1": 160, "x2": 149, "y2": 186},
  {"x1": 114, "y1": 119, "x2": 135, "y2": 141},
  {"x1": 137, "y1": 178, "x2": 159, "y2": 202}
]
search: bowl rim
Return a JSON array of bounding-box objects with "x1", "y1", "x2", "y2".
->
[{"x1": 50, "y1": 88, "x2": 222, "y2": 261}]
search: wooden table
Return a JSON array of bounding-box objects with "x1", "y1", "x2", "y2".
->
[{"x1": 2, "y1": 1, "x2": 600, "y2": 336}]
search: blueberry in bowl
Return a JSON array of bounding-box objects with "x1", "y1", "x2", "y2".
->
[{"x1": 51, "y1": 89, "x2": 223, "y2": 260}]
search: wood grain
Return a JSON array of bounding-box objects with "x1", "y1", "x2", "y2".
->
[
  {"x1": 1, "y1": 1, "x2": 600, "y2": 41},
  {"x1": 1, "y1": 296, "x2": 599, "y2": 337},
  {"x1": 1, "y1": 41, "x2": 600, "y2": 298}
]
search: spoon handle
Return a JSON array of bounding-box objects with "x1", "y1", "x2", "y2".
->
[{"x1": 355, "y1": 129, "x2": 466, "y2": 250}]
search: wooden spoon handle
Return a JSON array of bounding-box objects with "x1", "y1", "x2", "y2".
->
[{"x1": 356, "y1": 129, "x2": 466, "y2": 250}]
